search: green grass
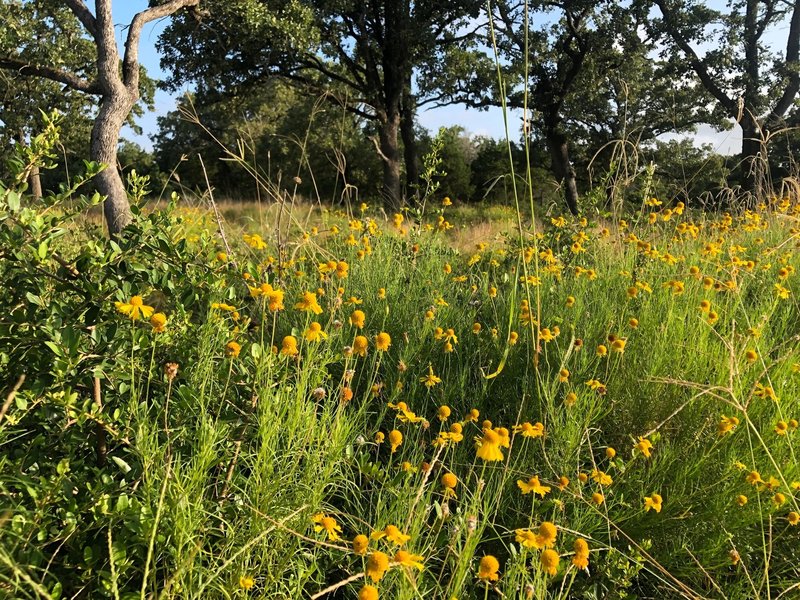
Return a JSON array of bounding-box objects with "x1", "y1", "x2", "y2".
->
[{"x1": 2, "y1": 191, "x2": 800, "y2": 599}]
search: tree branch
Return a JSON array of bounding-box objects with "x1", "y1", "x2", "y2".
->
[
  {"x1": 0, "y1": 57, "x2": 99, "y2": 94},
  {"x1": 123, "y1": 0, "x2": 200, "y2": 89},
  {"x1": 63, "y1": 0, "x2": 97, "y2": 39},
  {"x1": 768, "y1": 0, "x2": 800, "y2": 121},
  {"x1": 654, "y1": 0, "x2": 738, "y2": 116}
]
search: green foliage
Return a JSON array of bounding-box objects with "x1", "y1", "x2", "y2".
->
[
  {"x1": 153, "y1": 85, "x2": 382, "y2": 202},
  {"x1": 0, "y1": 129, "x2": 231, "y2": 598},
  {"x1": 0, "y1": 1, "x2": 158, "y2": 193},
  {"x1": 430, "y1": 126, "x2": 476, "y2": 202}
]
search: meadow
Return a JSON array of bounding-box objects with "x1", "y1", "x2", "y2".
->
[{"x1": 1, "y1": 138, "x2": 800, "y2": 600}]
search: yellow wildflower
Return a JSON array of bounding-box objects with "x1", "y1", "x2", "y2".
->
[
  {"x1": 517, "y1": 476, "x2": 551, "y2": 497},
  {"x1": 150, "y1": 313, "x2": 167, "y2": 333},
  {"x1": 375, "y1": 332, "x2": 391, "y2": 351},
  {"x1": 295, "y1": 291, "x2": 323, "y2": 314},
  {"x1": 572, "y1": 538, "x2": 589, "y2": 570},
  {"x1": 373, "y1": 524, "x2": 410, "y2": 546},
  {"x1": 353, "y1": 534, "x2": 369, "y2": 555},
  {"x1": 312, "y1": 513, "x2": 342, "y2": 541},
  {"x1": 394, "y1": 550, "x2": 424, "y2": 570},
  {"x1": 115, "y1": 295, "x2": 154, "y2": 321},
  {"x1": 540, "y1": 549, "x2": 560, "y2": 576},
  {"x1": 358, "y1": 585, "x2": 378, "y2": 600},
  {"x1": 366, "y1": 551, "x2": 390, "y2": 582},
  {"x1": 304, "y1": 322, "x2": 327, "y2": 342},
  {"x1": 478, "y1": 555, "x2": 500, "y2": 581},
  {"x1": 476, "y1": 428, "x2": 504, "y2": 462},
  {"x1": 388, "y1": 430, "x2": 403, "y2": 453},
  {"x1": 644, "y1": 493, "x2": 663, "y2": 513}
]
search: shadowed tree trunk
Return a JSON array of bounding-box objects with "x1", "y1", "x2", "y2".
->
[
  {"x1": 740, "y1": 115, "x2": 766, "y2": 202},
  {"x1": 401, "y1": 81, "x2": 419, "y2": 202},
  {"x1": 0, "y1": 0, "x2": 201, "y2": 236},
  {"x1": 376, "y1": 109, "x2": 402, "y2": 211},
  {"x1": 545, "y1": 125, "x2": 579, "y2": 215}
]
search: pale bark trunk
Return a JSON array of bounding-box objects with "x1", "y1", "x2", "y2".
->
[
  {"x1": 17, "y1": 128, "x2": 43, "y2": 201},
  {"x1": 91, "y1": 93, "x2": 134, "y2": 235},
  {"x1": 29, "y1": 165, "x2": 42, "y2": 201}
]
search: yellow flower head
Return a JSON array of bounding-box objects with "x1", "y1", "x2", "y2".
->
[
  {"x1": 437, "y1": 405, "x2": 451, "y2": 421},
  {"x1": 420, "y1": 365, "x2": 441, "y2": 387},
  {"x1": 225, "y1": 341, "x2": 242, "y2": 358},
  {"x1": 394, "y1": 550, "x2": 424, "y2": 570},
  {"x1": 517, "y1": 476, "x2": 551, "y2": 497},
  {"x1": 281, "y1": 335, "x2": 299, "y2": 356},
  {"x1": 150, "y1": 312, "x2": 167, "y2": 333},
  {"x1": 476, "y1": 428, "x2": 504, "y2": 462},
  {"x1": 375, "y1": 332, "x2": 391, "y2": 351},
  {"x1": 239, "y1": 575, "x2": 254, "y2": 590},
  {"x1": 513, "y1": 421, "x2": 545, "y2": 438},
  {"x1": 572, "y1": 538, "x2": 589, "y2": 570},
  {"x1": 295, "y1": 291, "x2": 323, "y2": 314},
  {"x1": 346, "y1": 335, "x2": 365, "y2": 357},
  {"x1": 350, "y1": 309, "x2": 366, "y2": 329},
  {"x1": 478, "y1": 555, "x2": 500, "y2": 581},
  {"x1": 746, "y1": 470, "x2": 763, "y2": 485},
  {"x1": 304, "y1": 322, "x2": 327, "y2": 342},
  {"x1": 358, "y1": 585, "x2": 379, "y2": 600},
  {"x1": 366, "y1": 551, "x2": 390, "y2": 582},
  {"x1": 441, "y1": 471, "x2": 458, "y2": 490},
  {"x1": 540, "y1": 548, "x2": 560, "y2": 576},
  {"x1": 312, "y1": 513, "x2": 342, "y2": 541},
  {"x1": 635, "y1": 436, "x2": 653, "y2": 458},
  {"x1": 115, "y1": 295, "x2": 155, "y2": 321},
  {"x1": 536, "y1": 521, "x2": 557, "y2": 548},
  {"x1": 353, "y1": 534, "x2": 369, "y2": 555},
  {"x1": 591, "y1": 469, "x2": 613, "y2": 486},
  {"x1": 388, "y1": 429, "x2": 403, "y2": 453},
  {"x1": 373, "y1": 524, "x2": 410, "y2": 546},
  {"x1": 718, "y1": 415, "x2": 740, "y2": 436},
  {"x1": 644, "y1": 493, "x2": 663, "y2": 513}
]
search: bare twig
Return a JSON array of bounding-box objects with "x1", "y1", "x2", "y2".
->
[
  {"x1": 0, "y1": 374, "x2": 26, "y2": 425},
  {"x1": 198, "y1": 154, "x2": 234, "y2": 265},
  {"x1": 93, "y1": 375, "x2": 107, "y2": 466}
]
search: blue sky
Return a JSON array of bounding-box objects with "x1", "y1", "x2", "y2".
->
[{"x1": 115, "y1": 2, "x2": 745, "y2": 154}]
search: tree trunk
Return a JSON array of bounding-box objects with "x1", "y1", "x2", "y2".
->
[
  {"x1": 545, "y1": 127, "x2": 579, "y2": 215},
  {"x1": 17, "y1": 128, "x2": 43, "y2": 201},
  {"x1": 401, "y1": 83, "x2": 419, "y2": 202},
  {"x1": 91, "y1": 93, "x2": 134, "y2": 236},
  {"x1": 29, "y1": 165, "x2": 42, "y2": 201},
  {"x1": 739, "y1": 116, "x2": 766, "y2": 202},
  {"x1": 378, "y1": 111, "x2": 402, "y2": 212}
]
